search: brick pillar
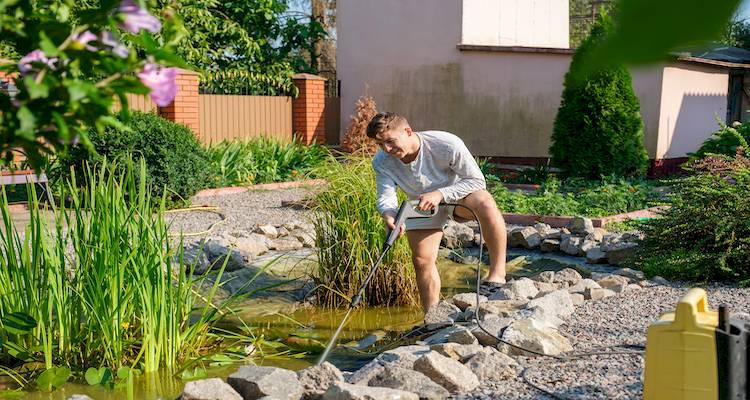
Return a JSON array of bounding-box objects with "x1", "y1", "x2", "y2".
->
[
  {"x1": 159, "y1": 68, "x2": 200, "y2": 137},
  {"x1": 292, "y1": 73, "x2": 326, "y2": 144}
]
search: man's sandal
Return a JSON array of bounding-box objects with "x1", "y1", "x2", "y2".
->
[{"x1": 478, "y1": 281, "x2": 506, "y2": 297}]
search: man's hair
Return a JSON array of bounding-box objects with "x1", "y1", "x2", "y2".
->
[{"x1": 366, "y1": 112, "x2": 409, "y2": 138}]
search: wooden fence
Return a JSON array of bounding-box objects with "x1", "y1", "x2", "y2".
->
[{"x1": 198, "y1": 94, "x2": 292, "y2": 144}]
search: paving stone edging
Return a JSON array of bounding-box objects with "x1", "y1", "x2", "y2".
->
[{"x1": 194, "y1": 179, "x2": 328, "y2": 197}]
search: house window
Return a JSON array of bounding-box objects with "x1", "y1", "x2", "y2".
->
[{"x1": 461, "y1": 0, "x2": 569, "y2": 49}]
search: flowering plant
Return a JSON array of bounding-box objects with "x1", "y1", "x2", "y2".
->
[{"x1": 0, "y1": 0, "x2": 185, "y2": 169}]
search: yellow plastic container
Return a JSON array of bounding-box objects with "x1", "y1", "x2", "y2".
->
[{"x1": 643, "y1": 288, "x2": 719, "y2": 400}]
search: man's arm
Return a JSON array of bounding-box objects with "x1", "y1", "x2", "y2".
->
[
  {"x1": 436, "y1": 139, "x2": 486, "y2": 203},
  {"x1": 374, "y1": 163, "x2": 406, "y2": 236}
]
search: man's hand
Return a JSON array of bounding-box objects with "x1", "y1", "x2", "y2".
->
[
  {"x1": 383, "y1": 212, "x2": 406, "y2": 239},
  {"x1": 418, "y1": 190, "x2": 444, "y2": 211}
]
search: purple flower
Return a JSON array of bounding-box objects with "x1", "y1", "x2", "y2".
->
[
  {"x1": 101, "y1": 31, "x2": 130, "y2": 58},
  {"x1": 18, "y1": 50, "x2": 57, "y2": 76},
  {"x1": 72, "y1": 30, "x2": 98, "y2": 51},
  {"x1": 118, "y1": 0, "x2": 161, "y2": 34},
  {"x1": 138, "y1": 63, "x2": 178, "y2": 107}
]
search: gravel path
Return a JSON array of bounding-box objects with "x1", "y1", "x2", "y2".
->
[
  {"x1": 455, "y1": 283, "x2": 750, "y2": 400},
  {"x1": 164, "y1": 187, "x2": 315, "y2": 243}
]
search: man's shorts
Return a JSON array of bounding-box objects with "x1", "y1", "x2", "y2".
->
[{"x1": 405, "y1": 204, "x2": 456, "y2": 231}]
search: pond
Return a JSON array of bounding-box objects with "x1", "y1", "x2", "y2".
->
[{"x1": 11, "y1": 252, "x2": 584, "y2": 400}]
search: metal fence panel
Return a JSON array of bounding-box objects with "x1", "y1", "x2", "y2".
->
[{"x1": 199, "y1": 94, "x2": 292, "y2": 144}]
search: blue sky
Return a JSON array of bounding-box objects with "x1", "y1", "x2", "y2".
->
[{"x1": 738, "y1": 0, "x2": 750, "y2": 21}]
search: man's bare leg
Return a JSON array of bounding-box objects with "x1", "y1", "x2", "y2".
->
[
  {"x1": 406, "y1": 228, "x2": 444, "y2": 313},
  {"x1": 455, "y1": 190, "x2": 507, "y2": 283}
]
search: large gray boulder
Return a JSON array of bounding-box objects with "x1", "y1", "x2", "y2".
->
[
  {"x1": 228, "y1": 365, "x2": 303, "y2": 400},
  {"x1": 510, "y1": 227, "x2": 542, "y2": 249},
  {"x1": 430, "y1": 343, "x2": 485, "y2": 363},
  {"x1": 424, "y1": 301, "x2": 461, "y2": 330},
  {"x1": 297, "y1": 362, "x2": 344, "y2": 400},
  {"x1": 526, "y1": 290, "x2": 575, "y2": 319},
  {"x1": 347, "y1": 345, "x2": 431, "y2": 385},
  {"x1": 501, "y1": 319, "x2": 573, "y2": 356},
  {"x1": 323, "y1": 382, "x2": 418, "y2": 400},
  {"x1": 560, "y1": 235, "x2": 584, "y2": 256},
  {"x1": 567, "y1": 279, "x2": 601, "y2": 294},
  {"x1": 180, "y1": 378, "x2": 242, "y2": 400},
  {"x1": 424, "y1": 325, "x2": 478, "y2": 345},
  {"x1": 552, "y1": 268, "x2": 582, "y2": 286},
  {"x1": 566, "y1": 217, "x2": 595, "y2": 235},
  {"x1": 596, "y1": 274, "x2": 630, "y2": 289},
  {"x1": 452, "y1": 293, "x2": 486, "y2": 311},
  {"x1": 234, "y1": 233, "x2": 271, "y2": 256},
  {"x1": 470, "y1": 315, "x2": 513, "y2": 346},
  {"x1": 413, "y1": 352, "x2": 480, "y2": 393},
  {"x1": 605, "y1": 243, "x2": 638, "y2": 265},
  {"x1": 368, "y1": 367, "x2": 450, "y2": 400},
  {"x1": 442, "y1": 221, "x2": 475, "y2": 249}
]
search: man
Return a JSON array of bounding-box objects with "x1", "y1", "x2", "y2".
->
[{"x1": 368, "y1": 112, "x2": 508, "y2": 313}]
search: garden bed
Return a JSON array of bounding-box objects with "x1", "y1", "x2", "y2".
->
[{"x1": 502, "y1": 205, "x2": 665, "y2": 228}]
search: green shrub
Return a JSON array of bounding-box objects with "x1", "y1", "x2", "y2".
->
[
  {"x1": 207, "y1": 137, "x2": 329, "y2": 187},
  {"x1": 636, "y1": 155, "x2": 750, "y2": 283},
  {"x1": 52, "y1": 112, "x2": 215, "y2": 204},
  {"x1": 312, "y1": 156, "x2": 418, "y2": 308},
  {"x1": 491, "y1": 176, "x2": 659, "y2": 217},
  {"x1": 550, "y1": 11, "x2": 648, "y2": 179},
  {"x1": 690, "y1": 120, "x2": 750, "y2": 160}
]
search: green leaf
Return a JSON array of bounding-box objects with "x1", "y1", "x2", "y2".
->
[
  {"x1": 24, "y1": 78, "x2": 49, "y2": 99},
  {"x1": 36, "y1": 367, "x2": 71, "y2": 391},
  {"x1": 16, "y1": 106, "x2": 36, "y2": 140},
  {"x1": 65, "y1": 79, "x2": 95, "y2": 102},
  {"x1": 2, "y1": 312, "x2": 37, "y2": 335},
  {"x1": 85, "y1": 367, "x2": 112, "y2": 386},
  {"x1": 38, "y1": 32, "x2": 61, "y2": 57},
  {"x1": 180, "y1": 366, "x2": 207, "y2": 381},
  {"x1": 585, "y1": 0, "x2": 741, "y2": 68},
  {"x1": 3, "y1": 340, "x2": 34, "y2": 362},
  {"x1": 51, "y1": 112, "x2": 70, "y2": 142}
]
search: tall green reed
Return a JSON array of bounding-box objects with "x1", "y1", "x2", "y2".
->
[
  {"x1": 208, "y1": 136, "x2": 329, "y2": 187},
  {"x1": 0, "y1": 158, "x2": 236, "y2": 376},
  {"x1": 312, "y1": 156, "x2": 418, "y2": 308}
]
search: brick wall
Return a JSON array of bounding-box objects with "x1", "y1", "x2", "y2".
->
[
  {"x1": 158, "y1": 69, "x2": 201, "y2": 137},
  {"x1": 292, "y1": 73, "x2": 326, "y2": 144}
]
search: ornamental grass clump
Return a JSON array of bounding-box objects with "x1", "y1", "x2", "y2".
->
[
  {"x1": 635, "y1": 150, "x2": 750, "y2": 284},
  {"x1": 312, "y1": 156, "x2": 418, "y2": 308},
  {"x1": 0, "y1": 158, "x2": 244, "y2": 380}
]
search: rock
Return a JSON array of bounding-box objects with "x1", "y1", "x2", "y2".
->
[
  {"x1": 526, "y1": 290, "x2": 575, "y2": 319},
  {"x1": 452, "y1": 293, "x2": 486, "y2": 311},
  {"x1": 270, "y1": 236, "x2": 305, "y2": 251},
  {"x1": 424, "y1": 301, "x2": 461, "y2": 329},
  {"x1": 277, "y1": 226, "x2": 290, "y2": 237},
  {"x1": 535, "y1": 223, "x2": 561, "y2": 240},
  {"x1": 534, "y1": 281, "x2": 557, "y2": 293},
  {"x1": 430, "y1": 343, "x2": 485, "y2": 362},
  {"x1": 584, "y1": 288, "x2": 616, "y2": 301},
  {"x1": 182, "y1": 242, "x2": 211, "y2": 274},
  {"x1": 566, "y1": 217, "x2": 595, "y2": 235},
  {"x1": 567, "y1": 279, "x2": 601, "y2": 294},
  {"x1": 528, "y1": 307, "x2": 566, "y2": 329},
  {"x1": 532, "y1": 271, "x2": 555, "y2": 283},
  {"x1": 323, "y1": 381, "x2": 418, "y2": 400},
  {"x1": 464, "y1": 351, "x2": 518, "y2": 381},
  {"x1": 621, "y1": 231, "x2": 645, "y2": 242},
  {"x1": 228, "y1": 365, "x2": 303, "y2": 400},
  {"x1": 180, "y1": 378, "x2": 242, "y2": 400},
  {"x1": 580, "y1": 239, "x2": 598, "y2": 254},
  {"x1": 369, "y1": 367, "x2": 450, "y2": 400},
  {"x1": 471, "y1": 299, "x2": 523, "y2": 319},
  {"x1": 596, "y1": 275, "x2": 630, "y2": 289},
  {"x1": 540, "y1": 239, "x2": 560, "y2": 252},
  {"x1": 442, "y1": 221, "x2": 475, "y2": 249},
  {"x1": 585, "y1": 247, "x2": 608, "y2": 264},
  {"x1": 424, "y1": 325, "x2": 478, "y2": 345},
  {"x1": 570, "y1": 293, "x2": 584, "y2": 305},
  {"x1": 348, "y1": 345, "x2": 432, "y2": 385},
  {"x1": 471, "y1": 315, "x2": 513, "y2": 346},
  {"x1": 203, "y1": 237, "x2": 246, "y2": 271},
  {"x1": 651, "y1": 276, "x2": 669, "y2": 285},
  {"x1": 560, "y1": 235, "x2": 584, "y2": 256},
  {"x1": 297, "y1": 362, "x2": 344, "y2": 400},
  {"x1": 510, "y1": 227, "x2": 542, "y2": 249},
  {"x1": 413, "y1": 352, "x2": 480, "y2": 393},
  {"x1": 626, "y1": 284, "x2": 643, "y2": 291},
  {"x1": 234, "y1": 234, "x2": 270, "y2": 256},
  {"x1": 502, "y1": 278, "x2": 539, "y2": 300},
  {"x1": 606, "y1": 243, "x2": 639, "y2": 265},
  {"x1": 612, "y1": 267, "x2": 645, "y2": 281},
  {"x1": 553, "y1": 268, "x2": 582, "y2": 286},
  {"x1": 585, "y1": 227, "x2": 607, "y2": 242},
  {"x1": 67, "y1": 396, "x2": 94, "y2": 400},
  {"x1": 255, "y1": 224, "x2": 278, "y2": 238},
  {"x1": 290, "y1": 229, "x2": 316, "y2": 248},
  {"x1": 501, "y1": 318, "x2": 573, "y2": 356}
]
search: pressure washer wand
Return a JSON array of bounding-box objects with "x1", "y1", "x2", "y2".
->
[{"x1": 317, "y1": 201, "x2": 414, "y2": 365}]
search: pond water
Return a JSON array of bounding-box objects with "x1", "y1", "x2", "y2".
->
[{"x1": 11, "y1": 252, "x2": 581, "y2": 399}]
